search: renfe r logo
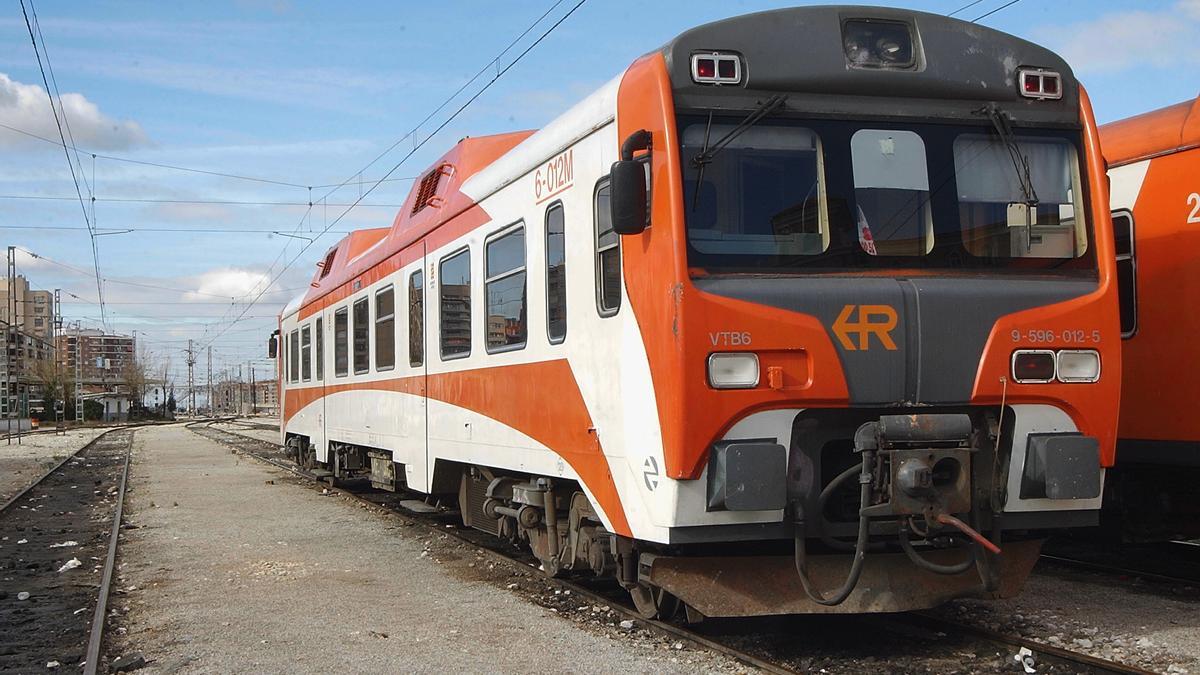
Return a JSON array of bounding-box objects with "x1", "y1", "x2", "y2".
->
[{"x1": 832, "y1": 304, "x2": 899, "y2": 351}]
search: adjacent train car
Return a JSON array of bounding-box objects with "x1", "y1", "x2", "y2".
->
[
  {"x1": 274, "y1": 6, "x2": 1121, "y2": 618},
  {"x1": 1100, "y1": 96, "x2": 1200, "y2": 539}
]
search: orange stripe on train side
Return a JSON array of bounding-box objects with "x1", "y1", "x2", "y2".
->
[{"x1": 282, "y1": 360, "x2": 632, "y2": 536}]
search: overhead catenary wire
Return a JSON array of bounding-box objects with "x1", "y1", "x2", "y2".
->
[
  {"x1": 946, "y1": 0, "x2": 986, "y2": 17},
  {"x1": 200, "y1": 0, "x2": 585, "y2": 345},
  {"x1": 972, "y1": 0, "x2": 1022, "y2": 22},
  {"x1": 19, "y1": 0, "x2": 107, "y2": 329}
]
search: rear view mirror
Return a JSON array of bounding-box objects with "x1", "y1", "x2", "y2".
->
[
  {"x1": 610, "y1": 159, "x2": 648, "y2": 235},
  {"x1": 268, "y1": 329, "x2": 279, "y2": 358}
]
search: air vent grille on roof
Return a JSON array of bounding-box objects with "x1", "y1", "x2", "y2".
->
[
  {"x1": 318, "y1": 247, "x2": 337, "y2": 279},
  {"x1": 411, "y1": 164, "x2": 450, "y2": 215}
]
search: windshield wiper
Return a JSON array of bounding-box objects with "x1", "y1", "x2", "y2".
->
[
  {"x1": 690, "y1": 94, "x2": 789, "y2": 212},
  {"x1": 976, "y1": 103, "x2": 1039, "y2": 215}
]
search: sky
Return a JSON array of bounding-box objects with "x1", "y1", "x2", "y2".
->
[{"x1": 0, "y1": 0, "x2": 1195, "y2": 391}]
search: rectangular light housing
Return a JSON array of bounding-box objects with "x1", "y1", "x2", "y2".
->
[
  {"x1": 1012, "y1": 349, "x2": 1056, "y2": 384},
  {"x1": 1057, "y1": 350, "x2": 1101, "y2": 383},
  {"x1": 708, "y1": 352, "x2": 759, "y2": 389},
  {"x1": 1018, "y1": 68, "x2": 1063, "y2": 100},
  {"x1": 691, "y1": 53, "x2": 741, "y2": 85}
]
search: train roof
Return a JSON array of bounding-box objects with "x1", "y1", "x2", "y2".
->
[{"x1": 1101, "y1": 96, "x2": 1200, "y2": 168}]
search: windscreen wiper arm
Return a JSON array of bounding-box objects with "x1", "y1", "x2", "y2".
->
[
  {"x1": 692, "y1": 94, "x2": 789, "y2": 169},
  {"x1": 690, "y1": 94, "x2": 788, "y2": 212},
  {"x1": 977, "y1": 103, "x2": 1039, "y2": 209}
]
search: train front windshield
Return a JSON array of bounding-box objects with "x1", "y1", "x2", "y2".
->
[{"x1": 679, "y1": 115, "x2": 1095, "y2": 275}]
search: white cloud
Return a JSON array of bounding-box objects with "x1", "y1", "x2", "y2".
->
[
  {"x1": 0, "y1": 72, "x2": 149, "y2": 150},
  {"x1": 1041, "y1": 1, "x2": 1200, "y2": 74},
  {"x1": 185, "y1": 267, "x2": 271, "y2": 301}
]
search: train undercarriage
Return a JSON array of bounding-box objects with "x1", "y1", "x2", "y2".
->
[{"x1": 283, "y1": 408, "x2": 1087, "y2": 620}]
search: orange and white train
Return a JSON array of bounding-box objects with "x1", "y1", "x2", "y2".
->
[
  {"x1": 275, "y1": 6, "x2": 1121, "y2": 618},
  {"x1": 1100, "y1": 96, "x2": 1200, "y2": 539}
]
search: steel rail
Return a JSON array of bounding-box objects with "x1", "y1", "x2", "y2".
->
[
  {"x1": 1038, "y1": 553, "x2": 1200, "y2": 588},
  {"x1": 908, "y1": 612, "x2": 1159, "y2": 675},
  {"x1": 83, "y1": 429, "x2": 136, "y2": 675},
  {"x1": 185, "y1": 421, "x2": 800, "y2": 675}
]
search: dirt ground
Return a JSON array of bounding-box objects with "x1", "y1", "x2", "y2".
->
[
  {"x1": 0, "y1": 427, "x2": 111, "y2": 504},
  {"x1": 111, "y1": 425, "x2": 745, "y2": 674}
]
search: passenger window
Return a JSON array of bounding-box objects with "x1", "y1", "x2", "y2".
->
[
  {"x1": 1111, "y1": 211, "x2": 1137, "y2": 337},
  {"x1": 375, "y1": 286, "x2": 395, "y2": 370},
  {"x1": 486, "y1": 226, "x2": 527, "y2": 352},
  {"x1": 315, "y1": 317, "x2": 324, "y2": 381},
  {"x1": 334, "y1": 308, "x2": 348, "y2": 377},
  {"x1": 288, "y1": 330, "x2": 300, "y2": 383},
  {"x1": 440, "y1": 249, "x2": 471, "y2": 359},
  {"x1": 595, "y1": 180, "x2": 620, "y2": 315},
  {"x1": 353, "y1": 297, "x2": 369, "y2": 374},
  {"x1": 300, "y1": 325, "x2": 312, "y2": 381},
  {"x1": 546, "y1": 203, "x2": 566, "y2": 342},
  {"x1": 409, "y1": 270, "x2": 424, "y2": 367}
]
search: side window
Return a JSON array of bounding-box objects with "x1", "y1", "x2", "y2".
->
[
  {"x1": 440, "y1": 249, "x2": 472, "y2": 359},
  {"x1": 300, "y1": 325, "x2": 312, "y2": 381},
  {"x1": 288, "y1": 330, "x2": 300, "y2": 383},
  {"x1": 375, "y1": 286, "x2": 395, "y2": 370},
  {"x1": 315, "y1": 317, "x2": 324, "y2": 381},
  {"x1": 546, "y1": 203, "x2": 566, "y2": 342},
  {"x1": 353, "y1": 297, "x2": 370, "y2": 374},
  {"x1": 595, "y1": 180, "x2": 620, "y2": 315},
  {"x1": 486, "y1": 225, "x2": 527, "y2": 352},
  {"x1": 409, "y1": 270, "x2": 424, "y2": 367},
  {"x1": 1112, "y1": 210, "x2": 1137, "y2": 337},
  {"x1": 334, "y1": 308, "x2": 348, "y2": 377}
]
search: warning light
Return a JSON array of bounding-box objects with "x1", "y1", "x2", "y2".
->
[
  {"x1": 1018, "y1": 68, "x2": 1063, "y2": 100},
  {"x1": 1012, "y1": 350, "x2": 1056, "y2": 383},
  {"x1": 691, "y1": 53, "x2": 741, "y2": 85}
]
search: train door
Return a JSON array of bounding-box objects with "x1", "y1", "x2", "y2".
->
[{"x1": 406, "y1": 243, "x2": 430, "y2": 490}]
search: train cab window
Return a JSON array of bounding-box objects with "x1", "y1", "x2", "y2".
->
[
  {"x1": 375, "y1": 286, "x2": 395, "y2": 370},
  {"x1": 954, "y1": 135, "x2": 1087, "y2": 259},
  {"x1": 409, "y1": 270, "x2": 424, "y2": 367},
  {"x1": 288, "y1": 330, "x2": 300, "y2": 383},
  {"x1": 300, "y1": 325, "x2": 312, "y2": 381},
  {"x1": 353, "y1": 297, "x2": 369, "y2": 374},
  {"x1": 850, "y1": 130, "x2": 932, "y2": 256},
  {"x1": 315, "y1": 317, "x2": 324, "y2": 381},
  {"x1": 595, "y1": 180, "x2": 620, "y2": 315},
  {"x1": 1111, "y1": 210, "x2": 1137, "y2": 337},
  {"x1": 486, "y1": 225, "x2": 527, "y2": 352},
  {"x1": 440, "y1": 249, "x2": 471, "y2": 359},
  {"x1": 546, "y1": 203, "x2": 566, "y2": 342},
  {"x1": 334, "y1": 308, "x2": 348, "y2": 377}
]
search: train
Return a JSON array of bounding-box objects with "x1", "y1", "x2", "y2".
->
[
  {"x1": 272, "y1": 6, "x2": 1121, "y2": 619},
  {"x1": 1100, "y1": 96, "x2": 1200, "y2": 540}
]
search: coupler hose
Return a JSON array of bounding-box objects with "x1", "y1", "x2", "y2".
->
[
  {"x1": 793, "y1": 450, "x2": 875, "y2": 606},
  {"x1": 898, "y1": 526, "x2": 976, "y2": 575}
]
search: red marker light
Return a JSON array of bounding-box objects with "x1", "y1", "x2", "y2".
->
[
  {"x1": 718, "y1": 59, "x2": 736, "y2": 79},
  {"x1": 696, "y1": 58, "x2": 716, "y2": 79},
  {"x1": 1012, "y1": 351, "x2": 1056, "y2": 383},
  {"x1": 1023, "y1": 74, "x2": 1041, "y2": 93},
  {"x1": 1042, "y1": 75, "x2": 1058, "y2": 95}
]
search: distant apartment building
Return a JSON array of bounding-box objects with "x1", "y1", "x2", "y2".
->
[
  {"x1": 56, "y1": 328, "x2": 135, "y2": 393},
  {"x1": 0, "y1": 276, "x2": 57, "y2": 415},
  {"x1": 212, "y1": 377, "x2": 278, "y2": 415}
]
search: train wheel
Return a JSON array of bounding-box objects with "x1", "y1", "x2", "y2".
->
[{"x1": 629, "y1": 583, "x2": 680, "y2": 620}]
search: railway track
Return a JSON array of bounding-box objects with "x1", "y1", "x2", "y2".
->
[
  {"x1": 191, "y1": 420, "x2": 1156, "y2": 674},
  {"x1": 0, "y1": 426, "x2": 137, "y2": 674}
]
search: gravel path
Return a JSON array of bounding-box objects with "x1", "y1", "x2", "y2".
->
[
  {"x1": 0, "y1": 427, "x2": 112, "y2": 505},
  {"x1": 110, "y1": 425, "x2": 745, "y2": 674}
]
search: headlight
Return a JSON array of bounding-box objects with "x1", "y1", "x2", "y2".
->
[
  {"x1": 842, "y1": 19, "x2": 916, "y2": 69},
  {"x1": 708, "y1": 353, "x2": 759, "y2": 389},
  {"x1": 1057, "y1": 350, "x2": 1101, "y2": 383}
]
